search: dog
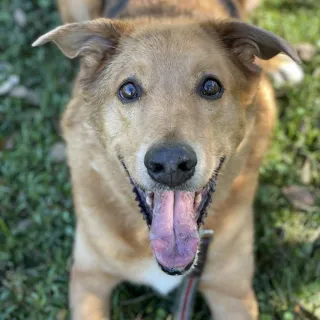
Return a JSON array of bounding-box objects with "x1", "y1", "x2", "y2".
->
[
  {"x1": 33, "y1": 0, "x2": 301, "y2": 319},
  {"x1": 56, "y1": 0, "x2": 303, "y2": 87}
]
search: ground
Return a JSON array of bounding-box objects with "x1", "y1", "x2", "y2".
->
[{"x1": 0, "y1": 0, "x2": 319, "y2": 319}]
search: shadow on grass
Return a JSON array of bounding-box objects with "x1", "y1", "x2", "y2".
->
[{"x1": 111, "y1": 281, "x2": 211, "y2": 320}]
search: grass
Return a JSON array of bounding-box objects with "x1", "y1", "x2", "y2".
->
[{"x1": 0, "y1": 0, "x2": 319, "y2": 319}]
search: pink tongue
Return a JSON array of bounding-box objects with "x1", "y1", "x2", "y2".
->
[{"x1": 150, "y1": 191, "x2": 200, "y2": 270}]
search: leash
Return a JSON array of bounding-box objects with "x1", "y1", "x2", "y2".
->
[{"x1": 174, "y1": 230, "x2": 214, "y2": 320}]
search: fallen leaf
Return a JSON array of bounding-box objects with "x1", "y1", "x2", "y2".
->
[
  {"x1": 301, "y1": 158, "x2": 312, "y2": 185},
  {"x1": 296, "y1": 43, "x2": 316, "y2": 62},
  {"x1": 282, "y1": 185, "x2": 315, "y2": 210},
  {"x1": 50, "y1": 142, "x2": 66, "y2": 163},
  {"x1": 13, "y1": 8, "x2": 27, "y2": 27},
  {"x1": 0, "y1": 74, "x2": 19, "y2": 95},
  {"x1": 10, "y1": 86, "x2": 40, "y2": 105}
]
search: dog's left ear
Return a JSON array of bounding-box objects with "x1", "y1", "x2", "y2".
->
[
  {"x1": 32, "y1": 18, "x2": 132, "y2": 59},
  {"x1": 202, "y1": 20, "x2": 300, "y2": 72}
]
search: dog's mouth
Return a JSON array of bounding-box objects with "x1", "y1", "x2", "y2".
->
[{"x1": 122, "y1": 157, "x2": 225, "y2": 276}]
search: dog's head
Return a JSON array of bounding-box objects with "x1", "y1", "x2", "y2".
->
[{"x1": 34, "y1": 18, "x2": 299, "y2": 275}]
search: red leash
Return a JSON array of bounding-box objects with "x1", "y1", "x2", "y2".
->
[{"x1": 174, "y1": 230, "x2": 214, "y2": 320}]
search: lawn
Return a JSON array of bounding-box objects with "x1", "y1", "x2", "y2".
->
[{"x1": 0, "y1": 0, "x2": 319, "y2": 319}]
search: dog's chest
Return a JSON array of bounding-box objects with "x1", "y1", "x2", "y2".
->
[{"x1": 135, "y1": 260, "x2": 184, "y2": 295}]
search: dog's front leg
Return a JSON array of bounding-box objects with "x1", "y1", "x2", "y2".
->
[
  {"x1": 200, "y1": 205, "x2": 258, "y2": 319},
  {"x1": 201, "y1": 287, "x2": 258, "y2": 320},
  {"x1": 199, "y1": 246, "x2": 259, "y2": 320},
  {"x1": 70, "y1": 267, "x2": 119, "y2": 320}
]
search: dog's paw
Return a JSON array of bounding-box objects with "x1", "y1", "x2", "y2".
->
[{"x1": 266, "y1": 54, "x2": 304, "y2": 87}]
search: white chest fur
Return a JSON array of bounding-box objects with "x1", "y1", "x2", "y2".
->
[
  {"x1": 135, "y1": 259, "x2": 184, "y2": 295},
  {"x1": 74, "y1": 222, "x2": 183, "y2": 295}
]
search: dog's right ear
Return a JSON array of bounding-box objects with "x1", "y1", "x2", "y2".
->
[
  {"x1": 201, "y1": 20, "x2": 300, "y2": 73},
  {"x1": 32, "y1": 18, "x2": 132, "y2": 59}
]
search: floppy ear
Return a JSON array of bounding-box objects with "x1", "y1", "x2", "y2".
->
[
  {"x1": 32, "y1": 18, "x2": 132, "y2": 59},
  {"x1": 202, "y1": 20, "x2": 300, "y2": 72}
]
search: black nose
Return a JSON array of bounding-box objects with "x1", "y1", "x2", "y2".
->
[{"x1": 144, "y1": 143, "x2": 197, "y2": 187}]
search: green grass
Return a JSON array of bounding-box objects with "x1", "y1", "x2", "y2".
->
[{"x1": 0, "y1": 0, "x2": 319, "y2": 319}]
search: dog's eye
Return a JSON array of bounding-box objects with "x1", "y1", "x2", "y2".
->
[
  {"x1": 118, "y1": 80, "x2": 141, "y2": 103},
  {"x1": 198, "y1": 76, "x2": 224, "y2": 100}
]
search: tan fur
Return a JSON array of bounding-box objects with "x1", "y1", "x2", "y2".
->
[
  {"x1": 57, "y1": 0, "x2": 304, "y2": 86},
  {"x1": 58, "y1": 0, "x2": 246, "y2": 22},
  {"x1": 58, "y1": 0, "x2": 103, "y2": 23},
  {"x1": 237, "y1": 0, "x2": 262, "y2": 12},
  {"x1": 33, "y1": 1, "x2": 300, "y2": 319}
]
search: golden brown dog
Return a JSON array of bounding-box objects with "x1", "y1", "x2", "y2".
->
[
  {"x1": 57, "y1": 0, "x2": 303, "y2": 86},
  {"x1": 33, "y1": 1, "x2": 301, "y2": 319}
]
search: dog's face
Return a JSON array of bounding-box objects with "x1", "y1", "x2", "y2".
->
[{"x1": 34, "y1": 19, "x2": 299, "y2": 275}]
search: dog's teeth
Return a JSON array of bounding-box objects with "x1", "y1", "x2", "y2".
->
[
  {"x1": 195, "y1": 193, "x2": 202, "y2": 206},
  {"x1": 146, "y1": 193, "x2": 153, "y2": 208},
  {"x1": 146, "y1": 197, "x2": 152, "y2": 207}
]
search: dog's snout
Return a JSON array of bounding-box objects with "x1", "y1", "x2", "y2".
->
[{"x1": 144, "y1": 143, "x2": 197, "y2": 187}]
